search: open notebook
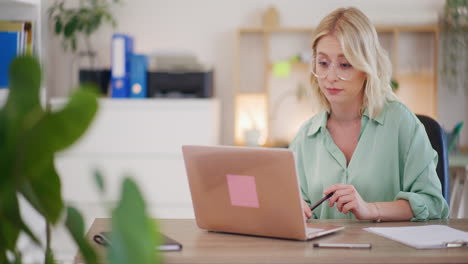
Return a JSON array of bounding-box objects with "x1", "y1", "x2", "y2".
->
[{"x1": 364, "y1": 225, "x2": 468, "y2": 249}]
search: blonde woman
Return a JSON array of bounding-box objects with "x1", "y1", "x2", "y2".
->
[{"x1": 289, "y1": 7, "x2": 449, "y2": 221}]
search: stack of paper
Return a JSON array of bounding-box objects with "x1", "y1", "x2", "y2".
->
[{"x1": 364, "y1": 225, "x2": 468, "y2": 249}]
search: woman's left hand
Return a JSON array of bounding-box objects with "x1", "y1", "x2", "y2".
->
[{"x1": 324, "y1": 184, "x2": 377, "y2": 220}]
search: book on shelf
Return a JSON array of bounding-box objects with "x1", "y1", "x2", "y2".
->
[
  {"x1": 0, "y1": 20, "x2": 35, "y2": 88},
  {"x1": 0, "y1": 30, "x2": 20, "y2": 88}
]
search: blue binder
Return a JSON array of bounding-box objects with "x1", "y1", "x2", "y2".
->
[
  {"x1": 111, "y1": 34, "x2": 133, "y2": 98},
  {"x1": 130, "y1": 54, "x2": 148, "y2": 98},
  {"x1": 0, "y1": 31, "x2": 20, "y2": 88}
]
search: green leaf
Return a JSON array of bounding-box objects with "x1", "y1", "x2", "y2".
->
[
  {"x1": 109, "y1": 178, "x2": 160, "y2": 264},
  {"x1": 94, "y1": 170, "x2": 105, "y2": 193},
  {"x1": 65, "y1": 207, "x2": 98, "y2": 264},
  {"x1": 71, "y1": 37, "x2": 77, "y2": 52},
  {"x1": 6, "y1": 56, "x2": 42, "y2": 116},
  {"x1": 45, "y1": 247, "x2": 56, "y2": 264},
  {"x1": 39, "y1": 86, "x2": 97, "y2": 152},
  {"x1": 0, "y1": 189, "x2": 21, "y2": 251},
  {"x1": 0, "y1": 189, "x2": 41, "y2": 251},
  {"x1": 64, "y1": 16, "x2": 79, "y2": 38},
  {"x1": 19, "y1": 86, "x2": 98, "y2": 179},
  {"x1": 55, "y1": 18, "x2": 63, "y2": 34},
  {"x1": 18, "y1": 160, "x2": 64, "y2": 224}
]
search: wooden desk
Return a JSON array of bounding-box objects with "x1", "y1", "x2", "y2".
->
[{"x1": 76, "y1": 218, "x2": 468, "y2": 264}]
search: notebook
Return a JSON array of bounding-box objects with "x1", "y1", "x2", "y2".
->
[
  {"x1": 94, "y1": 232, "x2": 182, "y2": 251},
  {"x1": 181, "y1": 145, "x2": 344, "y2": 241}
]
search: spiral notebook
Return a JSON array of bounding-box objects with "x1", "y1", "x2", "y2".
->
[
  {"x1": 364, "y1": 225, "x2": 468, "y2": 249},
  {"x1": 93, "y1": 231, "x2": 182, "y2": 251}
]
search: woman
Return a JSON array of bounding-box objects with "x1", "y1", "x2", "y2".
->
[{"x1": 289, "y1": 7, "x2": 449, "y2": 221}]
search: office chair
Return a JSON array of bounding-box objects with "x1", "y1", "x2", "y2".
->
[{"x1": 416, "y1": 115, "x2": 450, "y2": 204}]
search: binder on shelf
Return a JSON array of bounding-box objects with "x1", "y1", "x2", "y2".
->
[
  {"x1": 129, "y1": 54, "x2": 148, "y2": 98},
  {"x1": 0, "y1": 20, "x2": 31, "y2": 56},
  {"x1": 0, "y1": 31, "x2": 21, "y2": 88},
  {"x1": 23, "y1": 21, "x2": 34, "y2": 55},
  {"x1": 111, "y1": 33, "x2": 133, "y2": 98}
]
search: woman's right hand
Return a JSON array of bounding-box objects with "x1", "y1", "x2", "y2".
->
[{"x1": 302, "y1": 200, "x2": 312, "y2": 221}]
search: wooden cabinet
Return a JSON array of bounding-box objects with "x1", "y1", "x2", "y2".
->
[
  {"x1": 49, "y1": 98, "x2": 220, "y2": 262},
  {"x1": 53, "y1": 98, "x2": 220, "y2": 222},
  {"x1": 234, "y1": 26, "x2": 439, "y2": 146}
]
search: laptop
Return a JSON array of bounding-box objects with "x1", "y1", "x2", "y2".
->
[{"x1": 181, "y1": 145, "x2": 344, "y2": 241}]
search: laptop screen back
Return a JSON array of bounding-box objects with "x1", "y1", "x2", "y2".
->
[{"x1": 182, "y1": 145, "x2": 309, "y2": 240}]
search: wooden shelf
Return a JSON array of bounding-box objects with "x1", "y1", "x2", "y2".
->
[
  {"x1": 239, "y1": 25, "x2": 438, "y2": 34},
  {"x1": 0, "y1": 0, "x2": 38, "y2": 5},
  {"x1": 376, "y1": 25, "x2": 439, "y2": 32},
  {"x1": 239, "y1": 27, "x2": 315, "y2": 34}
]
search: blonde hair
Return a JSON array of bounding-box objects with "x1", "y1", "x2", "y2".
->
[{"x1": 310, "y1": 7, "x2": 397, "y2": 119}]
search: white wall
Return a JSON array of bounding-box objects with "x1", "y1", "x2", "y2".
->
[{"x1": 46, "y1": 0, "x2": 467, "y2": 146}]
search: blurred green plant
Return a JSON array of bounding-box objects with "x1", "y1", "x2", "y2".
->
[
  {"x1": 0, "y1": 55, "x2": 160, "y2": 264},
  {"x1": 439, "y1": 0, "x2": 467, "y2": 93},
  {"x1": 96, "y1": 172, "x2": 161, "y2": 264},
  {"x1": 0, "y1": 55, "x2": 98, "y2": 263},
  {"x1": 390, "y1": 79, "x2": 399, "y2": 91},
  {"x1": 48, "y1": 0, "x2": 121, "y2": 53}
]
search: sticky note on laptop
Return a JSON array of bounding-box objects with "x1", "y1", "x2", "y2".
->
[{"x1": 226, "y1": 174, "x2": 260, "y2": 208}]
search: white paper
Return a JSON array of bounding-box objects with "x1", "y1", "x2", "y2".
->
[{"x1": 364, "y1": 225, "x2": 468, "y2": 249}]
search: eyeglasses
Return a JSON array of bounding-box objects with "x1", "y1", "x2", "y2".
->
[{"x1": 310, "y1": 56, "x2": 357, "y2": 81}]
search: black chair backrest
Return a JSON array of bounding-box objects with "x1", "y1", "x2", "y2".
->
[{"x1": 416, "y1": 115, "x2": 449, "y2": 204}]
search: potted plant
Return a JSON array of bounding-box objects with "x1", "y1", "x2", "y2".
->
[
  {"x1": 48, "y1": 0, "x2": 122, "y2": 95},
  {"x1": 0, "y1": 55, "x2": 160, "y2": 264},
  {"x1": 439, "y1": 0, "x2": 468, "y2": 93}
]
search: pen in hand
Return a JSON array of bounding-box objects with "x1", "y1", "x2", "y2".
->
[{"x1": 310, "y1": 192, "x2": 335, "y2": 212}]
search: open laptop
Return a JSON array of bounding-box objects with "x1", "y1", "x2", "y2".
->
[{"x1": 181, "y1": 145, "x2": 344, "y2": 241}]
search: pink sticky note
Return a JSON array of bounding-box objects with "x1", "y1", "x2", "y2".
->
[{"x1": 226, "y1": 174, "x2": 259, "y2": 208}]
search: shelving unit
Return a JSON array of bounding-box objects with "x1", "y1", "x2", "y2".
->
[
  {"x1": 0, "y1": 0, "x2": 47, "y2": 105},
  {"x1": 234, "y1": 25, "x2": 439, "y2": 146}
]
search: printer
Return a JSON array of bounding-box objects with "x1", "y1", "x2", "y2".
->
[
  {"x1": 147, "y1": 71, "x2": 213, "y2": 98},
  {"x1": 146, "y1": 52, "x2": 214, "y2": 98}
]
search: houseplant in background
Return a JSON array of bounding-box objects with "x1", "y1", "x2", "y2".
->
[
  {"x1": 0, "y1": 55, "x2": 160, "y2": 264},
  {"x1": 439, "y1": 0, "x2": 468, "y2": 93},
  {"x1": 48, "y1": 0, "x2": 122, "y2": 95}
]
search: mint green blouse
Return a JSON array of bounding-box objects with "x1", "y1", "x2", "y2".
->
[{"x1": 289, "y1": 101, "x2": 449, "y2": 221}]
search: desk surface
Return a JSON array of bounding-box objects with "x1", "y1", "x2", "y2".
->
[{"x1": 77, "y1": 218, "x2": 468, "y2": 264}]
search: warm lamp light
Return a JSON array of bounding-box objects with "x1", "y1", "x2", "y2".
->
[{"x1": 235, "y1": 94, "x2": 268, "y2": 146}]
